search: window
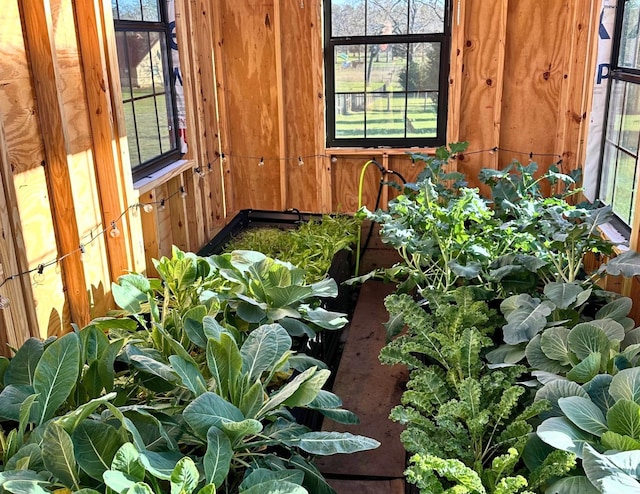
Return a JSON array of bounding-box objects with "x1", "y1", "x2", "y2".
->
[
  {"x1": 112, "y1": 0, "x2": 184, "y2": 180},
  {"x1": 598, "y1": 0, "x2": 640, "y2": 228},
  {"x1": 324, "y1": 0, "x2": 450, "y2": 148}
]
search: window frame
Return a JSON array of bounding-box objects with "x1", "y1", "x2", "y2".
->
[
  {"x1": 323, "y1": 0, "x2": 451, "y2": 148},
  {"x1": 597, "y1": 0, "x2": 640, "y2": 233},
  {"x1": 112, "y1": 0, "x2": 183, "y2": 182}
]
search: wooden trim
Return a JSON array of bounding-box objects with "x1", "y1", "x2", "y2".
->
[
  {"x1": 0, "y1": 115, "x2": 38, "y2": 349},
  {"x1": 491, "y1": 0, "x2": 508, "y2": 170},
  {"x1": 167, "y1": 175, "x2": 190, "y2": 251},
  {"x1": 447, "y1": 0, "x2": 465, "y2": 148},
  {"x1": 274, "y1": 0, "x2": 287, "y2": 210},
  {"x1": 135, "y1": 159, "x2": 194, "y2": 194},
  {"x1": 75, "y1": 0, "x2": 133, "y2": 282},
  {"x1": 327, "y1": 147, "x2": 437, "y2": 157},
  {"x1": 21, "y1": 0, "x2": 90, "y2": 327}
]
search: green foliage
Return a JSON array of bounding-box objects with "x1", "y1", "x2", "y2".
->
[{"x1": 380, "y1": 288, "x2": 545, "y2": 493}]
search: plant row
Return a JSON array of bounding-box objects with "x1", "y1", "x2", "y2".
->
[
  {"x1": 361, "y1": 143, "x2": 640, "y2": 493},
  {"x1": 0, "y1": 249, "x2": 377, "y2": 493}
]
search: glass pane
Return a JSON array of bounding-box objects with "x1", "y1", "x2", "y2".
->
[
  {"x1": 335, "y1": 93, "x2": 365, "y2": 138},
  {"x1": 367, "y1": 0, "x2": 408, "y2": 35},
  {"x1": 127, "y1": 32, "x2": 161, "y2": 97},
  {"x1": 599, "y1": 143, "x2": 616, "y2": 206},
  {"x1": 621, "y1": 82, "x2": 640, "y2": 154},
  {"x1": 618, "y1": 0, "x2": 640, "y2": 70},
  {"x1": 407, "y1": 42, "x2": 440, "y2": 91},
  {"x1": 112, "y1": 0, "x2": 119, "y2": 21},
  {"x1": 332, "y1": 0, "x2": 365, "y2": 36},
  {"x1": 135, "y1": 96, "x2": 162, "y2": 163},
  {"x1": 141, "y1": 0, "x2": 160, "y2": 21},
  {"x1": 612, "y1": 151, "x2": 637, "y2": 224},
  {"x1": 407, "y1": 91, "x2": 437, "y2": 137},
  {"x1": 410, "y1": 0, "x2": 446, "y2": 34},
  {"x1": 368, "y1": 44, "x2": 407, "y2": 92},
  {"x1": 155, "y1": 94, "x2": 174, "y2": 154},
  {"x1": 335, "y1": 46, "x2": 366, "y2": 92},
  {"x1": 123, "y1": 102, "x2": 141, "y2": 166},
  {"x1": 116, "y1": 0, "x2": 142, "y2": 21},
  {"x1": 115, "y1": 31, "x2": 134, "y2": 99},
  {"x1": 606, "y1": 79, "x2": 625, "y2": 146},
  {"x1": 365, "y1": 93, "x2": 405, "y2": 138}
]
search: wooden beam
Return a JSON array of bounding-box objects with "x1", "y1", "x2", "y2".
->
[
  {"x1": 20, "y1": 0, "x2": 90, "y2": 327},
  {"x1": 74, "y1": 0, "x2": 133, "y2": 283},
  {"x1": 447, "y1": 0, "x2": 466, "y2": 149},
  {"x1": 167, "y1": 175, "x2": 190, "y2": 251},
  {"x1": 274, "y1": 0, "x2": 287, "y2": 210}
]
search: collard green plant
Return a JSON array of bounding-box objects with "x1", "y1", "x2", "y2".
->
[{"x1": 379, "y1": 288, "x2": 561, "y2": 493}]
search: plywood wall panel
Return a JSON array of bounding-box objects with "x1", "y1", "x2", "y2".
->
[
  {"x1": 332, "y1": 157, "x2": 382, "y2": 213},
  {"x1": 217, "y1": 0, "x2": 281, "y2": 211}
]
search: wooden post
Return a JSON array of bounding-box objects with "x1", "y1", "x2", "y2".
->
[
  {"x1": 447, "y1": 0, "x2": 466, "y2": 151},
  {"x1": 274, "y1": 0, "x2": 287, "y2": 210},
  {"x1": 20, "y1": 0, "x2": 90, "y2": 328},
  {"x1": 74, "y1": 0, "x2": 133, "y2": 283}
]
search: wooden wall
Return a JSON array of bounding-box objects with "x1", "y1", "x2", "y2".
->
[{"x1": 0, "y1": 0, "x2": 609, "y2": 348}]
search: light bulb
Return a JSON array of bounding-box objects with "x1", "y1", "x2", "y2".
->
[
  {"x1": 298, "y1": 156, "x2": 304, "y2": 167},
  {"x1": 221, "y1": 153, "x2": 227, "y2": 163},
  {"x1": 258, "y1": 157, "x2": 265, "y2": 167},
  {"x1": 143, "y1": 203, "x2": 153, "y2": 213},
  {"x1": 33, "y1": 265, "x2": 45, "y2": 284},
  {"x1": 159, "y1": 199, "x2": 166, "y2": 212},
  {"x1": 109, "y1": 221, "x2": 121, "y2": 238},
  {"x1": 79, "y1": 244, "x2": 86, "y2": 260},
  {"x1": 0, "y1": 295, "x2": 9, "y2": 309},
  {"x1": 331, "y1": 156, "x2": 338, "y2": 163},
  {"x1": 195, "y1": 167, "x2": 204, "y2": 178},
  {"x1": 180, "y1": 186, "x2": 188, "y2": 198}
]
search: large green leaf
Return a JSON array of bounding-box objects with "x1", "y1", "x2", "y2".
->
[
  {"x1": 220, "y1": 418, "x2": 263, "y2": 445},
  {"x1": 307, "y1": 390, "x2": 359, "y2": 425},
  {"x1": 239, "y1": 379, "x2": 265, "y2": 419},
  {"x1": 239, "y1": 468, "x2": 305, "y2": 491},
  {"x1": 4, "y1": 338, "x2": 43, "y2": 386},
  {"x1": 111, "y1": 443, "x2": 145, "y2": 482},
  {"x1": 589, "y1": 319, "x2": 626, "y2": 344},
  {"x1": 596, "y1": 297, "x2": 633, "y2": 321},
  {"x1": 112, "y1": 274, "x2": 150, "y2": 313},
  {"x1": 241, "y1": 324, "x2": 291, "y2": 382},
  {"x1": 485, "y1": 344, "x2": 526, "y2": 365},
  {"x1": 241, "y1": 480, "x2": 308, "y2": 494},
  {"x1": 183, "y1": 306, "x2": 209, "y2": 348},
  {"x1": 607, "y1": 399, "x2": 640, "y2": 440},
  {"x1": 302, "y1": 307, "x2": 347, "y2": 330},
  {"x1": 281, "y1": 454, "x2": 336, "y2": 494},
  {"x1": 526, "y1": 335, "x2": 571, "y2": 375},
  {"x1": 54, "y1": 392, "x2": 117, "y2": 433},
  {"x1": 32, "y1": 332, "x2": 80, "y2": 425},
  {"x1": 258, "y1": 367, "x2": 317, "y2": 417},
  {"x1": 567, "y1": 323, "x2": 610, "y2": 360},
  {"x1": 103, "y1": 470, "x2": 137, "y2": 494},
  {"x1": 283, "y1": 369, "x2": 330, "y2": 408},
  {"x1": 601, "y1": 431, "x2": 640, "y2": 451},
  {"x1": 128, "y1": 354, "x2": 180, "y2": 385},
  {"x1": 170, "y1": 457, "x2": 199, "y2": 494},
  {"x1": 124, "y1": 482, "x2": 155, "y2": 494},
  {"x1": 546, "y1": 476, "x2": 599, "y2": 494},
  {"x1": 206, "y1": 333, "x2": 242, "y2": 400},
  {"x1": 169, "y1": 355, "x2": 207, "y2": 396},
  {"x1": 600, "y1": 250, "x2": 640, "y2": 278},
  {"x1": 566, "y1": 353, "x2": 601, "y2": 384},
  {"x1": 283, "y1": 431, "x2": 380, "y2": 455},
  {"x1": 41, "y1": 422, "x2": 80, "y2": 489},
  {"x1": 558, "y1": 396, "x2": 607, "y2": 436},
  {"x1": 0, "y1": 385, "x2": 36, "y2": 421},
  {"x1": 1, "y1": 480, "x2": 51, "y2": 494},
  {"x1": 139, "y1": 450, "x2": 184, "y2": 481},
  {"x1": 183, "y1": 392, "x2": 245, "y2": 439},
  {"x1": 540, "y1": 327, "x2": 571, "y2": 365},
  {"x1": 544, "y1": 282, "x2": 583, "y2": 309},
  {"x1": 72, "y1": 420, "x2": 124, "y2": 480},
  {"x1": 537, "y1": 417, "x2": 594, "y2": 458},
  {"x1": 582, "y1": 444, "x2": 640, "y2": 493},
  {"x1": 610, "y1": 367, "x2": 640, "y2": 403},
  {"x1": 535, "y1": 379, "x2": 589, "y2": 417},
  {"x1": 584, "y1": 374, "x2": 615, "y2": 414},
  {"x1": 503, "y1": 301, "x2": 555, "y2": 345},
  {"x1": 204, "y1": 426, "x2": 232, "y2": 487},
  {"x1": 5, "y1": 443, "x2": 44, "y2": 472}
]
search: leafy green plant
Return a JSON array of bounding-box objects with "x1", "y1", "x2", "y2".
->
[{"x1": 379, "y1": 288, "x2": 562, "y2": 493}]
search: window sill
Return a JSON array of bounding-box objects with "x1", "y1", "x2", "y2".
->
[
  {"x1": 600, "y1": 222, "x2": 630, "y2": 252},
  {"x1": 134, "y1": 159, "x2": 194, "y2": 194},
  {"x1": 325, "y1": 147, "x2": 437, "y2": 157}
]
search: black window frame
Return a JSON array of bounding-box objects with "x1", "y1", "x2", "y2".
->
[
  {"x1": 112, "y1": 0, "x2": 183, "y2": 182},
  {"x1": 324, "y1": 0, "x2": 451, "y2": 148},
  {"x1": 597, "y1": 0, "x2": 640, "y2": 233}
]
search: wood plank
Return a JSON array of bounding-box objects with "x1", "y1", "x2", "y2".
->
[
  {"x1": 167, "y1": 175, "x2": 190, "y2": 251},
  {"x1": 326, "y1": 479, "x2": 405, "y2": 494},
  {"x1": 273, "y1": 0, "x2": 287, "y2": 210},
  {"x1": 74, "y1": 0, "x2": 133, "y2": 283},
  {"x1": 331, "y1": 156, "x2": 382, "y2": 213},
  {"x1": 317, "y1": 281, "x2": 408, "y2": 478},
  {"x1": 20, "y1": 0, "x2": 90, "y2": 328},
  {"x1": 447, "y1": 0, "x2": 466, "y2": 147},
  {"x1": 139, "y1": 189, "x2": 160, "y2": 277},
  {"x1": 156, "y1": 183, "x2": 173, "y2": 258}
]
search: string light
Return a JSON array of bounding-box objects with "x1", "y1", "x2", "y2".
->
[
  {"x1": 258, "y1": 157, "x2": 265, "y2": 167},
  {"x1": 220, "y1": 153, "x2": 227, "y2": 163},
  {"x1": 298, "y1": 156, "x2": 304, "y2": 167},
  {"x1": 143, "y1": 203, "x2": 153, "y2": 213},
  {"x1": 180, "y1": 186, "x2": 188, "y2": 198},
  {"x1": 33, "y1": 264, "x2": 45, "y2": 284},
  {"x1": 109, "y1": 221, "x2": 121, "y2": 238}
]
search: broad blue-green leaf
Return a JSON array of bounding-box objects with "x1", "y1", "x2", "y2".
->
[
  {"x1": 600, "y1": 250, "x2": 640, "y2": 278},
  {"x1": 607, "y1": 399, "x2": 640, "y2": 439},
  {"x1": 32, "y1": 332, "x2": 80, "y2": 424},
  {"x1": 584, "y1": 374, "x2": 615, "y2": 414},
  {"x1": 206, "y1": 333, "x2": 241, "y2": 399},
  {"x1": 183, "y1": 306, "x2": 208, "y2": 348},
  {"x1": 203, "y1": 316, "x2": 231, "y2": 341},
  {"x1": 566, "y1": 353, "x2": 601, "y2": 384},
  {"x1": 288, "y1": 354, "x2": 327, "y2": 371},
  {"x1": 601, "y1": 431, "x2": 640, "y2": 451},
  {"x1": 567, "y1": 323, "x2": 610, "y2": 360},
  {"x1": 526, "y1": 335, "x2": 571, "y2": 375},
  {"x1": 303, "y1": 307, "x2": 348, "y2": 330},
  {"x1": 55, "y1": 392, "x2": 117, "y2": 433},
  {"x1": 237, "y1": 301, "x2": 267, "y2": 323},
  {"x1": 111, "y1": 443, "x2": 145, "y2": 481},
  {"x1": 128, "y1": 354, "x2": 180, "y2": 384},
  {"x1": 41, "y1": 422, "x2": 80, "y2": 489},
  {"x1": 544, "y1": 282, "x2": 583, "y2": 309},
  {"x1": 204, "y1": 426, "x2": 232, "y2": 487},
  {"x1": 449, "y1": 260, "x2": 481, "y2": 278},
  {"x1": 540, "y1": 327, "x2": 571, "y2": 365},
  {"x1": 597, "y1": 297, "x2": 633, "y2": 321},
  {"x1": 169, "y1": 355, "x2": 207, "y2": 396},
  {"x1": 485, "y1": 344, "x2": 526, "y2": 365},
  {"x1": 307, "y1": 390, "x2": 359, "y2": 425},
  {"x1": 264, "y1": 418, "x2": 311, "y2": 442},
  {"x1": 240, "y1": 468, "x2": 305, "y2": 491},
  {"x1": 259, "y1": 367, "x2": 317, "y2": 416},
  {"x1": 171, "y1": 457, "x2": 199, "y2": 494},
  {"x1": 283, "y1": 454, "x2": 335, "y2": 494},
  {"x1": 72, "y1": 420, "x2": 124, "y2": 480},
  {"x1": 112, "y1": 275, "x2": 150, "y2": 313},
  {"x1": 558, "y1": 396, "x2": 608, "y2": 436},
  {"x1": 241, "y1": 480, "x2": 307, "y2": 494},
  {"x1": 283, "y1": 431, "x2": 380, "y2": 455},
  {"x1": 546, "y1": 476, "x2": 599, "y2": 494},
  {"x1": 183, "y1": 392, "x2": 244, "y2": 439},
  {"x1": 283, "y1": 369, "x2": 330, "y2": 408},
  {"x1": 103, "y1": 470, "x2": 137, "y2": 494},
  {"x1": 197, "y1": 485, "x2": 216, "y2": 494},
  {"x1": 241, "y1": 324, "x2": 291, "y2": 382},
  {"x1": 309, "y1": 278, "x2": 338, "y2": 298},
  {"x1": 0, "y1": 385, "x2": 36, "y2": 421},
  {"x1": 221, "y1": 418, "x2": 263, "y2": 444},
  {"x1": 610, "y1": 367, "x2": 640, "y2": 404},
  {"x1": 589, "y1": 319, "x2": 626, "y2": 343},
  {"x1": 503, "y1": 301, "x2": 554, "y2": 345},
  {"x1": 4, "y1": 338, "x2": 43, "y2": 386},
  {"x1": 535, "y1": 379, "x2": 588, "y2": 417},
  {"x1": 139, "y1": 450, "x2": 184, "y2": 481},
  {"x1": 239, "y1": 379, "x2": 265, "y2": 419},
  {"x1": 124, "y1": 483, "x2": 154, "y2": 494},
  {"x1": 5, "y1": 444, "x2": 44, "y2": 472},
  {"x1": 537, "y1": 417, "x2": 594, "y2": 458},
  {"x1": 582, "y1": 444, "x2": 640, "y2": 493},
  {"x1": 1, "y1": 480, "x2": 50, "y2": 494},
  {"x1": 264, "y1": 285, "x2": 314, "y2": 309},
  {"x1": 278, "y1": 318, "x2": 315, "y2": 338}
]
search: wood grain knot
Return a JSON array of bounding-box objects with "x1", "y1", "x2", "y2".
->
[{"x1": 486, "y1": 78, "x2": 492, "y2": 86}]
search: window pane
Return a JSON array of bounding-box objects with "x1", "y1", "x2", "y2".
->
[
  {"x1": 335, "y1": 46, "x2": 366, "y2": 92},
  {"x1": 599, "y1": 142, "x2": 616, "y2": 206},
  {"x1": 141, "y1": 0, "x2": 160, "y2": 22},
  {"x1": 607, "y1": 79, "x2": 625, "y2": 146},
  {"x1": 366, "y1": 93, "x2": 405, "y2": 138},
  {"x1": 335, "y1": 93, "x2": 365, "y2": 138},
  {"x1": 621, "y1": 81, "x2": 640, "y2": 154},
  {"x1": 368, "y1": 43, "x2": 407, "y2": 91},
  {"x1": 332, "y1": 0, "x2": 365, "y2": 36},
  {"x1": 407, "y1": 91, "x2": 437, "y2": 137},
  {"x1": 407, "y1": 42, "x2": 440, "y2": 90},
  {"x1": 612, "y1": 151, "x2": 637, "y2": 224},
  {"x1": 135, "y1": 96, "x2": 162, "y2": 163},
  {"x1": 115, "y1": 0, "x2": 143, "y2": 21},
  {"x1": 618, "y1": 0, "x2": 640, "y2": 70},
  {"x1": 155, "y1": 94, "x2": 175, "y2": 154},
  {"x1": 115, "y1": 31, "x2": 134, "y2": 98},
  {"x1": 410, "y1": 0, "x2": 446, "y2": 34},
  {"x1": 123, "y1": 101, "x2": 141, "y2": 166},
  {"x1": 367, "y1": 1, "x2": 408, "y2": 35}
]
